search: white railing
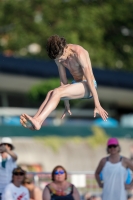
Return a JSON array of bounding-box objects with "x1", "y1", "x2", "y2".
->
[{"x1": 27, "y1": 171, "x2": 101, "y2": 196}]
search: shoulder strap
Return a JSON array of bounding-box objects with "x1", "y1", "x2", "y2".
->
[
  {"x1": 106, "y1": 156, "x2": 109, "y2": 161},
  {"x1": 70, "y1": 184, "x2": 74, "y2": 194},
  {"x1": 120, "y1": 156, "x2": 123, "y2": 161},
  {"x1": 46, "y1": 184, "x2": 51, "y2": 193},
  {"x1": 100, "y1": 157, "x2": 108, "y2": 173}
]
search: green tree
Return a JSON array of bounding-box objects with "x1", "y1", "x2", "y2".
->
[
  {"x1": 28, "y1": 78, "x2": 85, "y2": 108},
  {"x1": 0, "y1": 0, "x2": 133, "y2": 70}
]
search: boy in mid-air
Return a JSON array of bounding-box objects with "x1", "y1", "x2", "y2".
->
[{"x1": 20, "y1": 35, "x2": 108, "y2": 130}]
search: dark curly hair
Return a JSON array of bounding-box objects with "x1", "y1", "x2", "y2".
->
[{"x1": 46, "y1": 35, "x2": 67, "y2": 59}]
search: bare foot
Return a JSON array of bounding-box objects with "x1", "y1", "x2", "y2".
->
[
  {"x1": 20, "y1": 115, "x2": 28, "y2": 127},
  {"x1": 22, "y1": 114, "x2": 41, "y2": 130},
  {"x1": 20, "y1": 115, "x2": 35, "y2": 130}
]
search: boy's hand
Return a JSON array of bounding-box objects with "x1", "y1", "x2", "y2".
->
[
  {"x1": 61, "y1": 108, "x2": 72, "y2": 119},
  {"x1": 94, "y1": 106, "x2": 108, "y2": 121}
]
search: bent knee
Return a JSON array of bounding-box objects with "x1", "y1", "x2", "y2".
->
[
  {"x1": 52, "y1": 88, "x2": 62, "y2": 97},
  {"x1": 47, "y1": 90, "x2": 53, "y2": 95}
]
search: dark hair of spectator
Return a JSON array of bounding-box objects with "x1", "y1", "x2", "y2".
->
[
  {"x1": 46, "y1": 35, "x2": 67, "y2": 59},
  {"x1": 51, "y1": 165, "x2": 67, "y2": 181},
  {"x1": 22, "y1": 177, "x2": 32, "y2": 185},
  {"x1": 11, "y1": 166, "x2": 26, "y2": 182},
  {"x1": 8, "y1": 144, "x2": 13, "y2": 150}
]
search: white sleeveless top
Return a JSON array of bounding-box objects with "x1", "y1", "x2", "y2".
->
[{"x1": 102, "y1": 157, "x2": 127, "y2": 200}]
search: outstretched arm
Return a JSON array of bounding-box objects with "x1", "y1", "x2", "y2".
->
[
  {"x1": 78, "y1": 50, "x2": 108, "y2": 121},
  {"x1": 55, "y1": 60, "x2": 72, "y2": 118}
]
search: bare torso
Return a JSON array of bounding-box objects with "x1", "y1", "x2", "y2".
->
[{"x1": 57, "y1": 44, "x2": 95, "y2": 82}]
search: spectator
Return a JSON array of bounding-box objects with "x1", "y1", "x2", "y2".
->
[
  {"x1": 0, "y1": 137, "x2": 17, "y2": 200},
  {"x1": 42, "y1": 165, "x2": 80, "y2": 200},
  {"x1": 2, "y1": 166, "x2": 29, "y2": 200},
  {"x1": 95, "y1": 137, "x2": 133, "y2": 200},
  {"x1": 23, "y1": 176, "x2": 42, "y2": 200}
]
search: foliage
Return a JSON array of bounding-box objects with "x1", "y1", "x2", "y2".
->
[
  {"x1": 29, "y1": 78, "x2": 60, "y2": 101},
  {"x1": 35, "y1": 136, "x2": 66, "y2": 152},
  {"x1": 86, "y1": 126, "x2": 109, "y2": 148},
  {"x1": 34, "y1": 126, "x2": 108, "y2": 152},
  {"x1": 0, "y1": 0, "x2": 133, "y2": 70},
  {"x1": 28, "y1": 78, "x2": 82, "y2": 108}
]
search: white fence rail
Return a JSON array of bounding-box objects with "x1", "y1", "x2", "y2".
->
[{"x1": 27, "y1": 171, "x2": 101, "y2": 196}]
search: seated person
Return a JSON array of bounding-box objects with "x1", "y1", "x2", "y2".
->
[
  {"x1": 23, "y1": 176, "x2": 42, "y2": 200},
  {"x1": 42, "y1": 165, "x2": 80, "y2": 200},
  {"x1": 2, "y1": 166, "x2": 29, "y2": 200}
]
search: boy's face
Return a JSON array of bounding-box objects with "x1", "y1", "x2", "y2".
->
[{"x1": 55, "y1": 47, "x2": 68, "y2": 62}]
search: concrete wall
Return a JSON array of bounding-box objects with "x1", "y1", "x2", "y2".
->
[{"x1": 5, "y1": 137, "x2": 133, "y2": 172}]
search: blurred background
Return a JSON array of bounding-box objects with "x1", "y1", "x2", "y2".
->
[{"x1": 0, "y1": 0, "x2": 133, "y2": 197}]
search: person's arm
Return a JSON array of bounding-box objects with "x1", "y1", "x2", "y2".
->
[
  {"x1": 72, "y1": 185, "x2": 80, "y2": 200},
  {"x1": 1, "y1": 145, "x2": 17, "y2": 161},
  {"x1": 6, "y1": 149, "x2": 17, "y2": 161},
  {"x1": 55, "y1": 60, "x2": 72, "y2": 119},
  {"x1": 125, "y1": 157, "x2": 133, "y2": 171},
  {"x1": 95, "y1": 158, "x2": 106, "y2": 188},
  {"x1": 42, "y1": 186, "x2": 51, "y2": 200},
  {"x1": 123, "y1": 157, "x2": 133, "y2": 189},
  {"x1": 78, "y1": 50, "x2": 108, "y2": 121}
]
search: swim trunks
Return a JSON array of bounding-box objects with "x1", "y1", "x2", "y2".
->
[{"x1": 71, "y1": 79, "x2": 97, "y2": 99}]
